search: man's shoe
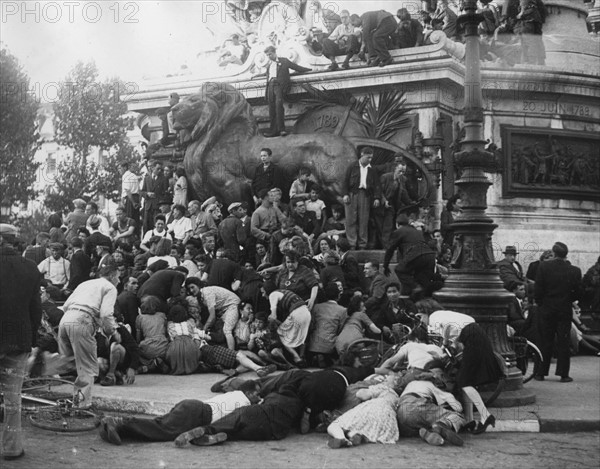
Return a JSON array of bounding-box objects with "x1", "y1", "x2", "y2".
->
[
  {"x1": 100, "y1": 375, "x2": 116, "y2": 386},
  {"x1": 263, "y1": 132, "x2": 280, "y2": 138},
  {"x1": 327, "y1": 62, "x2": 339, "y2": 71},
  {"x1": 379, "y1": 57, "x2": 393, "y2": 67},
  {"x1": 560, "y1": 376, "x2": 573, "y2": 383},
  {"x1": 279, "y1": 131, "x2": 288, "y2": 137},
  {"x1": 190, "y1": 432, "x2": 228, "y2": 446},
  {"x1": 99, "y1": 417, "x2": 122, "y2": 445},
  {"x1": 3, "y1": 450, "x2": 25, "y2": 460},
  {"x1": 533, "y1": 375, "x2": 545, "y2": 381},
  {"x1": 300, "y1": 409, "x2": 311, "y2": 434},
  {"x1": 327, "y1": 437, "x2": 351, "y2": 449},
  {"x1": 431, "y1": 423, "x2": 463, "y2": 446},
  {"x1": 175, "y1": 426, "x2": 205, "y2": 447},
  {"x1": 341, "y1": 61, "x2": 350, "y2": 70},
  {"x1": 419, "y1": 428, "x2": 444, "y2": 446}
]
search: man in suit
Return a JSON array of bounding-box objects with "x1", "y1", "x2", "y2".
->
[
  {"x1": 67, "y1": 238, "x2": 92, "y2": 293},
  {"x1": 1, "y1": 224, "x2": 43, "y2": 460},
  {"x1": 336, "y1": 238, "x2": 363, "y2": 295},
  {"x1": 534, "y1": 242, "x2": 582, "y2": 382},
  {"x1": 251, "y1": 148, "x2": 289, "y2": 204},
  {"x1": 263, "y1": 46, "x2": 311, "y2": 137},
  {"x1": 140, "y1": 161, "x2": 169, "y2": 233},
  {"x1": 342, "y1": 146, "x2": 382, "y2": 250},
  {"x1": 506, "y1": 280, "x2": 528, "y2": 335},
  {"x1": 218, "y1": 202, "x2": 247, "y2": 263},
  {"x1": 383, "y1": 214, "x2": 436, "y2": 296},
  {"x1": 497, "y1": 246, "x2": 531, "y2": 292}
]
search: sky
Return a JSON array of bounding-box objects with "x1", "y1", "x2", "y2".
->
[{"x1": 1, "y1": 1, "x2": 422, "y2": 91}]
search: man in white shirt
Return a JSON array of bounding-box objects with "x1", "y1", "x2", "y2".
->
[
  {"x1": 321, "y1": 9, "x2": 361, "y2": 70},
  {"x1": 167, "y1": 204, "x2": 193, "y2": 245},
  {"x1": 58, "y1": 263, "x2": 120, "y2": 408},
  {"x1": 38, "y1": 243, "x2": 71, "y2": 300},
  {"x1": 140, "y1": 214, "x2": 173, "y2": 252},
  {"x1": 119, "y1": 162, "x2": 140, "y2": 223},
  {"x1": 98, "y1": 381, "x2": 261, "y2": 445}
]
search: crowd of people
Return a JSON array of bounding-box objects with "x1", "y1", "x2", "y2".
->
[{"x1": 1, "y1": 145, "x2": 598, "y2": 460}]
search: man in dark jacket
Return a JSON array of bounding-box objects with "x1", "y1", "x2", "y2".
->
[
  {"x1": 140, "y1": 161, "x2": 170, "y2": 233},
  {"x1": 534, "y1": 242, "x2": 582, "y2": 382},
  {"x1": 263, "y1": 46, "x2": 311, "y2": 137},
  {"x1": 218, "y1": 203, "x2": 247, "y2": 263},
  {"x1": 351, "y1": 10, "x2": 397, "y2": 66},
  {"x1": 1, "y1": 224, "x2": 43, "y2": 460},
  {"x1": 383, "y1": 214, "x2": 436, "y2": 296},
  {"x1": 67, "y1": 238, "x2": 92, "y2": 292},
  {"x1": 251, "y1": 148, "x2": 289, "y2": 204},
  {"x1": 336, "y1": 237, "x2": 363, "y2": 297},
  {"x1": 342, "y1": 147, "x2": 382, "y2": 250}
]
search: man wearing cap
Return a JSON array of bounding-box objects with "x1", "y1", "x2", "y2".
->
[
  {"x1": 342, "y1": 147, "x2": 381, "y2": 250},
  {"x1": 218, "y1": 202, "x2": 247, "y2": 262},
  {"x1": 497, "y1": 246, "x2": 526, "y2": 290},
  {"x1": 58, "y1": 263, "x2": 120, "y2": 407},
  {"x1": 1, "y1": 224, "x2": 43, "y2": 460},
  {"x1": 65, "y1": 199, "x2": 89, "y2": 243},
  {"x1": 534, "y1": 242, "x2": 582, "y2": 383},
  {"x1": 85, "y1": 216, "x2": 113, "y2": 261},
  {"x1": 38, "y1": 243, "x2": 71, "y2": 300},
  {"x1": 85, "y1": 202, "x2": 110, "y2": 237}
]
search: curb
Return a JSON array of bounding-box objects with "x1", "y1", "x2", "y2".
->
[{"x1": 92, "y1": 396, "x2": 600, "y2": 433}]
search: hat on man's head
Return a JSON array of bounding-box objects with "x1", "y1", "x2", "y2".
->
[
  {"x1": 396, "y1": 214, "x2": 409, "y2": 226},
  {"x1": 48, "y1": 242, "x2": 64, "y2": 250},
  {"x1": 228, "y1": 202, "x2": 242, "y2": 213},
  {"x1": 88, "y1": 215, "x2": 101, "y2": 229},
  {"x1": 0, "y1": 224, "x2": 19, "y2": 238},
  {"x1": 503, "y1": 246, "x2": 518, "y2": 255}
]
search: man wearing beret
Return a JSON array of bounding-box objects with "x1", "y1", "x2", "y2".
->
[{"x1": 1, "y1": 224, "x2": 43, "y2": 460}]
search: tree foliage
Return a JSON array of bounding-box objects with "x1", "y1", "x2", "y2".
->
[
  {"x1": 0, "y1": 47, "x2": 40, "y2": 204},
  {"x1": 46, "y1": 61, "x2": 136, "y2": 212}
]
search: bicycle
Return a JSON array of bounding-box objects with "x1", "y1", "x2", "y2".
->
[
  {"x1": 509, "y1": 335, "x2": 543, "y2": 384},
  {"x1": 12, "y1": 377, "x2": 103, "y2": 433}
]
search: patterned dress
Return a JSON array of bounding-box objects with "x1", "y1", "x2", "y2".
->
[{"x1": 333, "y1": 383, "x2": 400, "y2": 444}]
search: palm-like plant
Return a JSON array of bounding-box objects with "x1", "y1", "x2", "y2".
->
[{"x1": 354, "y1": 89, "x2": 410, "y2": 141}]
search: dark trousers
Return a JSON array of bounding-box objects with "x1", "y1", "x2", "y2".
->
[
  {"x1": 124, "y1": 194, "x2": 140, "y2": 227},
  {"x1": 266, "y1": 80, "x2": 286, "y2": 134},
  {"x1": 539, "y1": 311, "x2": 571, "y2": 378},
  {"x1": 119, "y1": 399, "x2": 212, "y2": 441},
  {"x1": 206, "y1": 405, "x2": 273, "y2": 441},
  {"x1": 370, "y1": 206, "x2": 396, "y2": 249},
  {"x1": 321, "y1": 36, "x2": 359, "y2": 61},
  {"x1": 367, "y1": 16, "x2": 397, "y2": 62},
  {"x1": 345, "y1": 190, "x2": 371, "y2": 250},
  {"x1": 395, "y1": 253, "x2": 437, "y2": 295},
  {"x1": 142, "y1": 208, "x2": 157, "y2": 233}
]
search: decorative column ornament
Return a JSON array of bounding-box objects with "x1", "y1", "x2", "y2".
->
[{"x1": 433, "y1": 0, "x2": 535, "y2": 406}]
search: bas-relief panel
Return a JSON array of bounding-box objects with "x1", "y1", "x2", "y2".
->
[{"x1": 501, "y1": 126, "x2": 600, "y2": 201}]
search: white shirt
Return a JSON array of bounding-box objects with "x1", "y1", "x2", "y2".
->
[
  {"x1": 205, "y1": 391, "x2": 251, "y2": 422},
  {"x1": 306, "y1": 199, "x2": 326, "y2": 220},
  {"x1": 168, "y1": 217, "x2": 193, "y2": 241},
  {"x1": 268, "y1": 59, "x2": 278, "y2": 80},
  {"x1": 38, "y1": 257, "x2": 71, "y2": 286},
  {"x1": 63, "y1": 277, "x2": 118, "y2": 320},
  {"x1": 359, "y1": 164, "x2": 371, "y2": 190},
  {"x1": 121, "y1": 170, "x2": 140, "y2": 197},
  {"x1": 142, "y1": 228, "x2": 173, "y2": 244},
  {"x1": 385, "y1": 342, "x2": 445, "y2": 370},
  {"x1": 428, "y1": 310, "x2": 475, "y2": 347}
]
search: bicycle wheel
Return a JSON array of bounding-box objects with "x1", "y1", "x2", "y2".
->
[
  {"x1": 29, "y1": 407, "x2": 100, "y2": 433},
  {"x1": 521, "y1": 341, "x2": 543, "y2": 384}
]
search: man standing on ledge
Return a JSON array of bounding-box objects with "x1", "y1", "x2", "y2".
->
[
  {"x1": 264, "y1": 46, "x2": 311, "y2": 137},
  {"x1": 342, "y1": 147, "x2": 381, "y2": 250},
  {"x1": 534, "y1": 242, "x2": 582, "y2": 383}
]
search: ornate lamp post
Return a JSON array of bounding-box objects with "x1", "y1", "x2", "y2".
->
[{"x1": 433, "y1": 1, "x2": 535, "y2": 406}]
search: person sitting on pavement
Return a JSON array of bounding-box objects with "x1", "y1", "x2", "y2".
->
[
  {"x1": 335, "y1": 296, "x2": 382, "y2": 357},
  {"x1": 99, "y1": 381, "x2": 262, "y2": 445},
  {"x1": 97, "y1": 323, "x2": 139, "y2": 387},
  {"x1": 371, "y1": 282, "x2": 419, "y2": 340}
]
